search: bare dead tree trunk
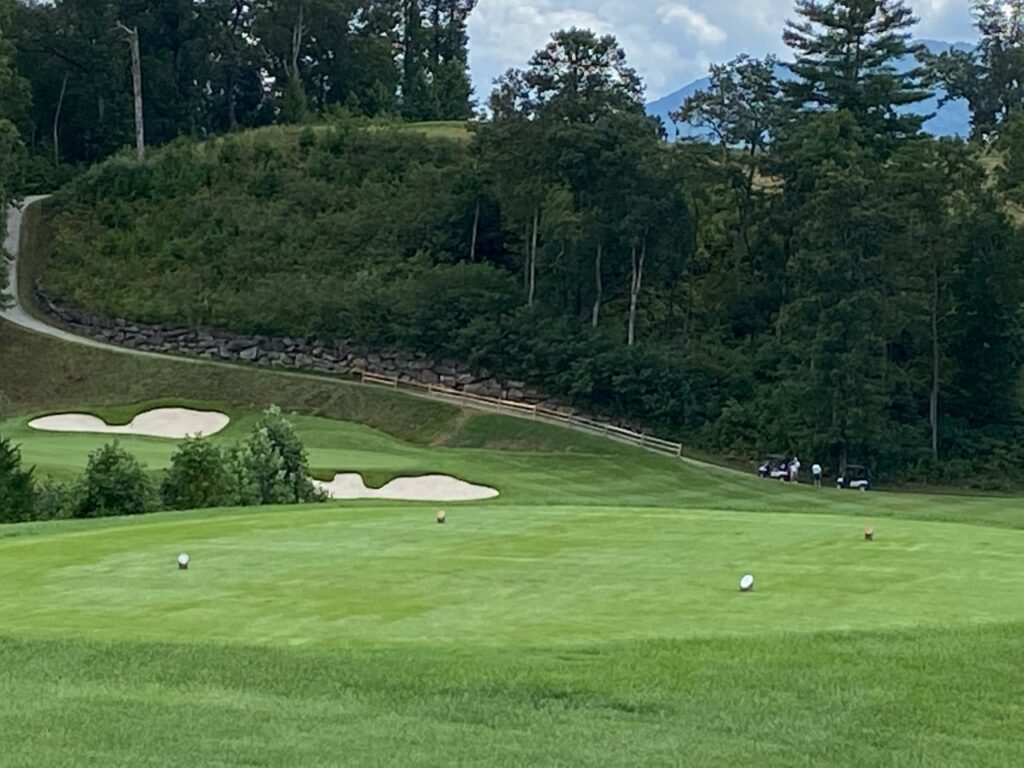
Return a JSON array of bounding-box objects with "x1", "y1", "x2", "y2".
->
[
  {"x1": 591, "y1": 241, "x2": 602, "y2": 327},
  {"x1": 528, "y1": 206, "x2": 539, "y2": 306},
  {"x1": 53, "y1": 73, "x2": 69, "y2": 167},
  {"x1": 116, "y1": 23, "x2": 145, "y2": 161},
  {"x1": 628, "y1": 240, "x2": 646, "y2": 347},
  {"x1": 227, "y1": 68, "x2": 238, "y2": 130},
  {"x1": 288, "y1": 1, "x2": 305, "y2": 81},
  {"x1": 469, "y1": 199, "x2": 480, "y2": 262},
  {"x1": 930, "y1": 261, "x2": 940, "y2": 462},
  {"x1": 227, "y1": 0, "x2": 246, "y2": 130}
]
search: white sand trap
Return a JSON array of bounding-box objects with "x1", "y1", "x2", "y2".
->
[
  {"x1": 314, "y1": 473, "x2": 499, "y2": 501},
  {"x1": 28, "y1": 408, "x2": 230, "y2": 439}
]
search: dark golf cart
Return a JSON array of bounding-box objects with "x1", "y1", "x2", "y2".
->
[
  {"x1": 757, "y1": 455, "x2": 791, "y2": 481},
  {"x1": 836, "y1": 464, "x2": 870, "y2": 491}
]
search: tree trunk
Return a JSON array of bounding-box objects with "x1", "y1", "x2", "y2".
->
[
  {"x1": 227, "y1": 68, "x2": 238, "y2": 130},
  {"x1": 289, "y1": 1, "x2": 305, "y2": 81},
  {"x1": 469, "y1": 198, "x2": 480, "y2": 262},
  {"x1": 528, "y1": 206, "x2": 539, "y2": 306},
  {"x1": 930, "y1": 262, "x2": 940, "y2": 462},
  {"x1": 628, "y1": 240, "x2": 646, "y2": 347},
  {"x1": 402, "y1": 0, "x2": 419, "y2": 101},
  {"x1": 227, "y1": 0, "x2": 246, "y2": 131},
  {"x1": 53, "y1": 73, "x2": 69, "y2": 167},
  {"x1": 117, "y1": 24, "x2": 145, "y2": 162},
  {"x1": 591, "y1": 241, "x2": 603, "y2": 327}
]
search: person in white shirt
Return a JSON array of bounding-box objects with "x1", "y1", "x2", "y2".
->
[
  {"x1": 789, "y1": 457, "x2": 801, "y2": 483},
  {"x1": 812, "y1": 463, "x2": 823, "y2": 488}
]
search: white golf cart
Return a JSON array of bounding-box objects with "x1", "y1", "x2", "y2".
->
[
  {"x1": 836, "y1": 464, "x2": 871, "y2": 491},
  {"x1": 757, "y1": 454, "x2": 791, "y2": 481}
]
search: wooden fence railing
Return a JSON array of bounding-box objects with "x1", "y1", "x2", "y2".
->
[{"x1": 359, "y1": 371, "x2": 684, "y2": 458}]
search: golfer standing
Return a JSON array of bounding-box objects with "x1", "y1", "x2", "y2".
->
[
  {"x1": 789, "y1": 456, "x2": 801, "y2": 483},
  {"x1": 812, "y1": 463, "x2": 823, "y2": 488}
]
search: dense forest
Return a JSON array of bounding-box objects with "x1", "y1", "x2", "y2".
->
[
  {"x1": 0, "y1": 0, "x2": 475, "y2": 171},
  {"x1": 6, "y1": 0, "x2": 1024, "y2": 487}
]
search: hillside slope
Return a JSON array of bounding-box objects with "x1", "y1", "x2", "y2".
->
[{"x1": 27, "y1": 114, "x2": 1024, "y2": 490}]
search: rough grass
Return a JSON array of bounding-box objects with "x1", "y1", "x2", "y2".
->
[
  {"x1": 400, "y1": 120, "x2": 474, "y2": 141},
  {"x1": 206, "y1": 118, "x2": 473, "y2": 151},
  {"x1": 0, "y1": 322, "x2": 460, "y2": 444},
  {"x1": 2, "y1": 624, "x2": 1020, "y2": 768}
]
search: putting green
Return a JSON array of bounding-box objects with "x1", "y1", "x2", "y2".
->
[{"x1": 1, "y1": 504, "x2": 1021, "y2": 648}]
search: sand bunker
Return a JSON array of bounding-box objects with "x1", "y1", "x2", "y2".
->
[
  {"x1": 314, "y1": 473, "x2": 499, "y2": 501},
  {"x1": 29, "y1": 408, "x2": 230, "y2": 439}
]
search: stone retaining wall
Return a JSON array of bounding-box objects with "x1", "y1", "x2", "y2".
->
[{"x1": 35, "y1": 292, "x2": 556, "y2": 406}]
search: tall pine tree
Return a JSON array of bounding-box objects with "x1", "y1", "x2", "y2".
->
[{"x1": 783, "y1": 0, "x2": 931, "y2": 139}]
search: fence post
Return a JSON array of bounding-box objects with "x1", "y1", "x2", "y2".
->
[{"x1": 676, "y1": 444, "x2": 683, "y2": 458}]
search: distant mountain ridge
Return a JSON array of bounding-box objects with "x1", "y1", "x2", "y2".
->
[{"x1": 646, "y1": 40, "x2": 974, "y2": 139}]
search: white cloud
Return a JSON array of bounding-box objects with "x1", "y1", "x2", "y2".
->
[
  {"x1": 467, "y1": 0, "x2": 980, "y2": 103},
  {"x1": 658, "y1": 3, "x2": 727, "y2": 44}
]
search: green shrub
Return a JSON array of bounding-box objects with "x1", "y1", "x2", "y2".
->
[
  {"x1": 161, "y1": 437, "x2": 233, "y2": 510},
  {"x1": 34, "y1": 480, "x2": 76, "y2": 521},
  {"x1": 230, "y1": 406, "x2": 322, "y2": 505},
  {"x1": 0, "y1": 436, "x2": 35, "y2": 524},
  {"x1": 74, "y1": 442, "x2": 155, "y2": 518}
]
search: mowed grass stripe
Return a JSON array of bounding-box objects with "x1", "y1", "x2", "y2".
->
[{"x1": 0, "y1": 505, "x2": 1021, "y2": 647}]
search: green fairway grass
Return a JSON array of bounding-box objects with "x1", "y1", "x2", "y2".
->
[
  {"x1": 0, "y1": 502, "x2": 1023, "y2": 766},
  {"x1": 2, "y1": 504, "x2": 1023, "y2": 646}
]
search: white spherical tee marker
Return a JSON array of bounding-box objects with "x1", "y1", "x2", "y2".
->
[
  {"x1": 739, "y1": 573, "x2": 754, "y2": 592},
  {"x1": 177, "y1": 553, "x2": 190, "y2": 570}
]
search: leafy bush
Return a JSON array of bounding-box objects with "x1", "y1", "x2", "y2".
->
[
  {"x1": 74, "y1": 442, "x2": 155, "y2": 518},
  {"x1": 161, "y1": 437, "x2": 233, "y2": 510},
  {"x1": 230, "y1": 406, "x2": 323, "y2": 505},
  {"x1": 0, "y1": 436, "x2": 35, "y2": 523},
  {"x1": 34, "y1": 480, "x2": 76, "y2": 521}
]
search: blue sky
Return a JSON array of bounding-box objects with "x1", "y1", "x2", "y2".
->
[{"x1": 467, "y1": 1, "x2": 978, "y2": 102}]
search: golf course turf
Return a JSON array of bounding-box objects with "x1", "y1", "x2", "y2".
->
[{"x1": 2, "y1": 324, "x2": 1024, "y2": 765}]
